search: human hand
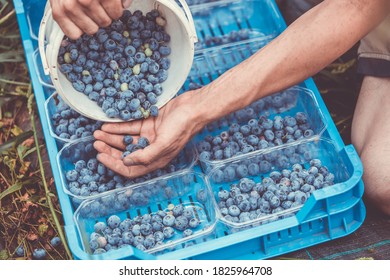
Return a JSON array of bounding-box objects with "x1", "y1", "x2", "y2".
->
[
  {"x1": 50, "y1": 0, "x2": 132, "y2": 40},
  {"x1": 93, "y1": 91, "x2": 205, "y2": 178}
]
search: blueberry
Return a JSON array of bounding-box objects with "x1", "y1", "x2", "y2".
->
[
  {"x1": 248, "y1": 163, "x2": 259, "y2": 176},
  {"x1": 228, "y1": 205, "x2": 240, "y2": 217},
  {"x1": 188, "y1": 218, "x2": 200, "y2": 229},
  {"x1": 122, "y1": 135, "x2": 134, "y2": 145},
  {"x1": 182, "y1": 229, "x2": 193, "y2": 237},
  {"x1": 153, "y1": 231, "x2": 165, "y2": 242},
  {"x1": 138, "y1": 137, "x2": 149, "y2": 148},
  {"x1": 149, "y1": 105, "x2": 158, "y2": 117},
  {"x1": 159, "y1": 45, "x2": 171, "y2": 56},
  {"x1": 182, "y1": 209, "x2": 193, "y2": 219},
  {"x1": 218, "y1": 190, "x2": 229, "y2": 201},
  {"x1": 32, "y1": 248, "x2": 46, "y2": 260},
  {"x1": 107, "y1": 215, "x2": 121, "y2": 229},
  {"x1": 172, "y1": 204, "x2": 184, "y2": 217},
  {"x1": 157, "y1": 210, "x2": 167, "y2": 218},
  {"x1": 174, "y1": 216, "x2": 188, "y2": 231},
  {"x1": 118, "y1": 231, "x2": 133, "y2": 245},
  {"x1": 140, "y1": 223, "x2": 153, "y2": 236},
  {"x1": 238, "y1": 178, "x2": 255, "y2": 193},
  {"x1": 163, "y1": 226, "x2": 175, "y2": 239},
  {"x1": 294, "y1": 191, "x2": 307, "y2": 204},
  {"x1": 131, "y1": 224, "x2": 141, "y2": 236},
  {"x1": 143, "y1": 236, "x2": 156, "y2": 249},
  {"x1": 162, "y1": 214, "x2": 175, "y2": 227},
  {"x1": 325, "y1": 173, "x2": 335, "y2": 184},
  {"x1": 66, "y1": 170, "x2": 78, "y2": 182},
  {"x1": 15, "y1": 245, "x2": 24, "y2": 257},
  {"x1": 304, "y1": 129, "x2": 314, "y2": 138},
  {"x1": 49, "y1": 236, "x2": 61, "y2": 248},
  {"x1": 257, "y1": 199, "x2": 271, "y2": 214}
]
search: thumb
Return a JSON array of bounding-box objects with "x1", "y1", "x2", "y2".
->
[
  {"x1": 122, "y1": 0, "x2": 132, "y2": 8},
  {"x1": 123, "y1": 142, "x2": 167, "y2": 166}
]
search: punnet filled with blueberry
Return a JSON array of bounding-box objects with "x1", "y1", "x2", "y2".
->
[
  {"x1": 190, "y1": 0, "x2": 281, "y2": 51},
  {"x1": 74, "y1": 172, "x2": 217, "y2": 255},
  {"x1": 192, "y1": 87, "x2": 326, "y2": 172},
  {"x1": 58, "y1": 137, "x2": 196, "y2": 204},
  {"x1": 207, "y1": 139, "x2": 349, "y2": 229},
  {"x1": 57, "y1": 9, "x2": 171, "y2": 120},
  {"x1": 46, "y1": 93, "x2": 103, "y2": 142}
]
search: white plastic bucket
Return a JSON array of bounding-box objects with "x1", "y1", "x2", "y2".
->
[{"x1": 38, "y1": 0, "x2": 197, "y2": 122}]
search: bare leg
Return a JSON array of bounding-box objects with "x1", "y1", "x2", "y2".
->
[{"x1": 352, "y1": 76, "x2": 390, "y2": 215}]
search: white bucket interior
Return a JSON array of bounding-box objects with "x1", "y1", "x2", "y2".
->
[{"x1": 45, "y1": 0, "x2": 195, "y2": 122}]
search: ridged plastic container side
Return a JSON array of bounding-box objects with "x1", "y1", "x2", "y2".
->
[
  {"x1": 74, "y1": 171, "x2": 217, "y2": 256},
  {"x1": 56, "y1": 137, "x2": 197, "y2": 205}
]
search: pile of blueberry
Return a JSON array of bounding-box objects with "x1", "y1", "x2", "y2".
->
[
  {"x1": 203, "y1": 91, "x2": 298, "y2": 134},
  {"x1": 64, "y1": 141, "x2": 190, "y2": 198},
  {"x1": 121, "y1": 135, "x2": 149, "y2": 159},
  {"x1": 88, "y1": 205, "x2": 201, "y2": 254},
  {"x1": 197, "y1": 112, "x2": 313, "y2": 162},
  {"x1": 216, "y1": 159, "x2": 335, "y2": 224},
  {"x1": 195, "y1": 29, "x2": 251, "y2": 50},
  {"x1": 58, "y1": 9, "x2": 171, "y2": 120},
  {"x1": 51, "y1": 97, "x2": 102, "y2": 140}
]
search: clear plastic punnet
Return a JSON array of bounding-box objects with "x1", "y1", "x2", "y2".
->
[
  {"x1": 57, "y1": 137, "x2": 197, "y2": 205},
  {"x1": 74, "y1": 171, "x2": 217, "y2": 256},
  {"x1": 193, "y1": 86, "x2": 327, "y2": 173},
  {"x1": 206, "y1": 138, "x2": 352, "y2": 231},
  {"x1": 190, "y1": 0, "x2": 283, "y2": 51},
  {"x1": 45, "y1": 92, "x2": 102, "y2": 144},
  {"x1": 33, "y1": 48, "x2": 55, "y2": 89}
]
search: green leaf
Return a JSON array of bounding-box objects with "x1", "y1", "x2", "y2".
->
[
  {"x1": 0, "y1": 178, "x2": 35, "y2": 201},
  {"x1": 0, "y1": 130, "x2": 33, "y2": 153},
  {"x1": 0, "y1": 182, "x2": 22, "y2": 201},
  {"x1": 22, "y1": 146, "x2": 38, "y2": 159},
  {"x1": 0, "y1": 250, "x2": 8, "y2": 260},
  {"x1": 17, "y1": 144, "x2": 28, "y2": 160}
]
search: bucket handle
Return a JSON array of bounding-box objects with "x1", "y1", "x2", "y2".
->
[{"x1": 38, "y1": 4, "x2": 52, "y2": 75}]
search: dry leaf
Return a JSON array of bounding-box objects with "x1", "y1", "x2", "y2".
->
[{"x1": 26, "y1": 232, "x2": 38, "y2": 241}]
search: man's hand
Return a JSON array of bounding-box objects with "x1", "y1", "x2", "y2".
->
[
  {"x1": 50, "y1": 0, "x2": 132, "y2": 40},
  {"x1": 93, "y1": 91, "x2": 205, "y2": 178}
]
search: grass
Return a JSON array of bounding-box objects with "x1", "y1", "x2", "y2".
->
[
  {"x1": 0, "y1": 0, "x2": 359, "y2": 260},
  {"x1": 0, "y1": 0, "x2": 71, "y2": 260}
]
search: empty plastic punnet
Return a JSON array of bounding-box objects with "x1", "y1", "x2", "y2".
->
[{"x1": 38, "y1": 0, "x2": 198, "y2": 122}]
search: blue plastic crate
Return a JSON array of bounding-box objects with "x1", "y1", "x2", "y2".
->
[{"x1": 13, "y1": 0, "x2": 365, "y2": 260}]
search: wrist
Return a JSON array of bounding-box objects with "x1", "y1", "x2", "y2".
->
[{"x1": 181, "y1": 89, "x2": 210, "y2": 133}]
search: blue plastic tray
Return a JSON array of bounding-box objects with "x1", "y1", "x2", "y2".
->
[{"x1": 13, "y1": 0, "x2": 365, "y2": 259}]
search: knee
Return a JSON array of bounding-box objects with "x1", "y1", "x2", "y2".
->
[{"x1": 360, "y1": 147, "x2": 390, "y2": 216}]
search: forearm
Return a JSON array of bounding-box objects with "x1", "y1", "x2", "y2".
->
[{"x1": 191, "y1": 0, "x2": 389, "y2": 126}]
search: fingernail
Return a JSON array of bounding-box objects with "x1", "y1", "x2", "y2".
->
[
  {"x1": 122, "y1": 0, "x2": 132, "y2": 8},
  {"x1": 124, "y1": 158, "x2": 134, "y2": 166}
]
